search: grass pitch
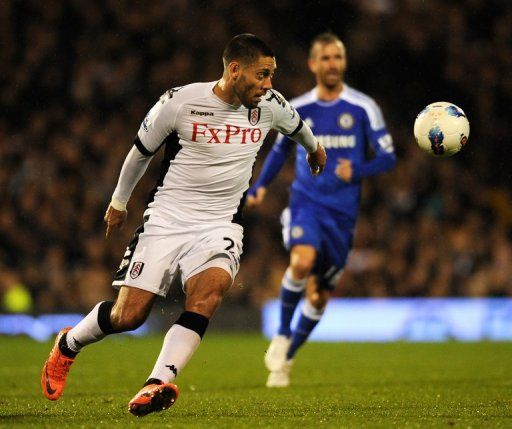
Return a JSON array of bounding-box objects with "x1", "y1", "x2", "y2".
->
[{"x1": 0, "y1": 334, "x2": 511, "y2": 428}]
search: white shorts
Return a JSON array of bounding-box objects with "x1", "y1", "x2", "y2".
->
[{"x1": 112, "y1": 215, "x2": 243, "y2": 297}]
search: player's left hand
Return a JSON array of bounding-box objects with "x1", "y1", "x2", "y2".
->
[
  {"x1": 335, "y1": 158, "x2": 353, "y2": 182},
  {"x1": 104, "y1": 205, "x2": 128, "y2": 238},
  {"x1": 306, "y1": 142, "x2": 326, "y2": 176},
  {"x1": 246, "y1": 187, "x2": 267, "y2": 208}
]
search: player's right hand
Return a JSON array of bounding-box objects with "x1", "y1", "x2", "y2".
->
[
  {"x1": 104, "y1": 205, "x2": 127, "y2": 238},
  {"x1": 307, "y1": 143, "x2": 326, "y2": 176},
  {"x1": 246, "y1": 187, "x2": 267, "y2": 208}
]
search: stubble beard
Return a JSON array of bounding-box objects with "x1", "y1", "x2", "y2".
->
[
  {"x1": 322, "y1": 73, "x2": 343, "y2": 91},
  {"x1": 233, "y1": 78, "x2": 254, "y2": 108}
]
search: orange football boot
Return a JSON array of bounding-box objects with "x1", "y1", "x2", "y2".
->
[
  {"x1": 128, "y1": 382, "x2": 180, "y2": 416},
  {"x1": 41, "y1": 327, "x2": 75, "y2": 400}
]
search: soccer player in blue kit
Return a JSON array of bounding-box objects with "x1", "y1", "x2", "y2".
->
[{"x1": 247, "y1": 33, "x2": 397, "y2": 387}]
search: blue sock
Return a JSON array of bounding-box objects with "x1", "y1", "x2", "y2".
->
[
  {"x1": 286, "y1": 301, "x2": 324, "y2": 360},
  {"x1": 277, "y1": 269, "x2": 307, "y2": 337}
]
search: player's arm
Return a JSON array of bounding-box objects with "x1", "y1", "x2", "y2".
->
[
  {"x1": 268, "y1": 90, "x2": 326, "y2": 175},
  {"x1": 290, "y1": 121, "x2": 326, "y2": 176},
  {"x1": 104, "y1": 91, "x2": 178, "y2": 237},
  {"x1": 246, "y1": 134, "x2": 294, "y2": 207},
  {"x1": 336, "y1": 103, "x2": 396, "y2": 183},
  {"x1": 104, "y1": 146, "x2": 153, "y2": 238}
]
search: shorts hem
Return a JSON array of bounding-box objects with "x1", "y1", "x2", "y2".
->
[
  {"x1": 111, "y1": 280, "x2": 167, "y2": 297},
  {"x1": 182, "y1": 259, "x2": 234, "y2": 285}
]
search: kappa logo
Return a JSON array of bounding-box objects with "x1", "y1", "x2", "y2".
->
[
  {"x1": 118, "y1": 258, "x2": 129, "y2": 271},
  {"x1": 159, "y1": 86, "x2": 184, "y2": 103},
  {"x1": 265, "y1": 90, "x2": 286, "y2": 108},
  {"x1": 130, "y1": 262, "x2": 144, "y2": 279},
  {"x1": 248, "y1": 107, "x2": 261, "y2": 125},
  {"x1": 165, "y1": 364, "x2": 178, "y2": 376},
  {"x1": 191, "y1": 110, "x2": 214, "y2": 117}
]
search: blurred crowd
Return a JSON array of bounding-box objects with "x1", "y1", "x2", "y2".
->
[{"x1": 1, "y1": 0, "x2": 511, "y2": 313}]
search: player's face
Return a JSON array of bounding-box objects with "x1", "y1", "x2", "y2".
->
[
  {"x1": 234, "y1": 56, "x2": 276, "y2": 108},
  {"x1": 309, "y1": 41, "x2": 346, "y2": 89}
]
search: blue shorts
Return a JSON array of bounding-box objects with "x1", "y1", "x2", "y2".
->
[{"x1": 281, "y1": 193, "x2": 355, "y2": 290}]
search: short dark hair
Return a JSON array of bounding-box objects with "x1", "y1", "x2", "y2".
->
[
  {"x1": 309, "y1": 32, "x2": 342, "y2": 58},
  {"x1": 222, "y1": 34, "x2": 274, "y2": 67}
]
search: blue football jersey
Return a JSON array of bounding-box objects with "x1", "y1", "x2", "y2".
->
[{"x1": 252, "y1": 84, "x2": 396, "y2": 226}]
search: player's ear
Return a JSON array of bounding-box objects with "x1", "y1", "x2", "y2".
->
[
  {"x1": 308, "y1": 58, "x2": 316, "y2": 74},
  {"x1": 229, "y1": 61, "x2": 241, "y2": 81}
]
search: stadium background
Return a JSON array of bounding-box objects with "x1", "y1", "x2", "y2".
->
[{"x1": 1, "y1": 0, "x2": 511, "y2": 318}]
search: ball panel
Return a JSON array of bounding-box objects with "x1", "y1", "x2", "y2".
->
[{"x1": 413, "y1": 102, "x2": 469, "y2": 157}]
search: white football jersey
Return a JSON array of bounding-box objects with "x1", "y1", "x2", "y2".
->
[{"x1": 137, "y1": 81, "x2": 302, "y2": 224}]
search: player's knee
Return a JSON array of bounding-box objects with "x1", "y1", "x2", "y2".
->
[
  {"x1": 308, "y1": 290, "x2": 330, "y2": 310},
  {"x1": 187, "y1": 281, "x2": 228, "y2": 317},
  {"x1": 110, "y1": 306, "x2": 147, "y2": 332},
  {"x1": 291, "y1": 258, "x2": 314, "y2": 279},
  {"x1": 187, "y1": 290, "x2": 224, "y2": 317},
  {"x1": 185, "y1": 268, "x2": 231, "y2": 318}
]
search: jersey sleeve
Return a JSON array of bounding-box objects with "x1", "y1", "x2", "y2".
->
[
  {"x1": 352, "y1": 100, "x2": 396, "y2": 180},
  {"x1": 363, "y1": 99, "x2": 395, "y2": 156},
  {"x1": 249, "y1": 134, "x2": 294, "y2": 193},
  {"x1": 135, "y1": 90, "x2": 181, "y2": 155},
  {"x1": 267, "y1": 90, "x2": 303, "y2": 137}
]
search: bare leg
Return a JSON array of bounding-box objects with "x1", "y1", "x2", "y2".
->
[
  {"x1": 289, "y1": 244, "x2": 317, "y2": 280},
  {"x1": 185, "y1": 267, "x2": 232, "y2": 317},
  {"x1": 110, "y1": 286, "x2": 156, "y2": 331},
  {"x1": 65, "y1": 286, "x2": 156, "y2": 354}
]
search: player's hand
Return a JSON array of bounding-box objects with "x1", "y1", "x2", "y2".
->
[
  {"x1": 306, "y1": 143, "x2": 326, "y2": 176},
  {"x1": 104, "y1": 205, "x2": 127, "y2": 238},
  {"x1": 335, "y1": 158, "x2": 353, "y2": 182},
  {"x1": 246, "y1": 187, "x2": 267, "y2": 208}
]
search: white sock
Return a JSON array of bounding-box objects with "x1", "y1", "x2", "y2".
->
[
  {"x1": 148, "y1": 324, "x2": 201, "y2": 383},
  {"x1": 66, "y1": 302, "x2": 107, "y2": 353}
]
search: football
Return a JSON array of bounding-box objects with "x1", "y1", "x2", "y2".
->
[{"x1": 413, "y1": 102, "x2": 470, "y2": 157}]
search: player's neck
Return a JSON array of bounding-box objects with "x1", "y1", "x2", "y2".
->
[
  {"x1": 316, "y1": 82, "x2": 344, "y2": 102},
  {"x1": 213, "y1": 78, "x2": 241, "y2": 107}
]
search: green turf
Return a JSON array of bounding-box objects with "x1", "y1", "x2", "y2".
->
[{"x1": 0, "y1": 334, "x2": 511, "y2": 428}]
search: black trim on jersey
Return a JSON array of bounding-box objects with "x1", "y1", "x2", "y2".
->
[
  {"x1": 113, "y1": 216, "x2": 149, "y2": 284},
  {"x1": 145, "y1": 131, "x2": 182, "y2": 207},
  {"x1": 233, "y1": 154, "x2": 260, "y2": 226},
  {"x1": 134, "y1": 136, "x2": 154, "y2": 156},
  {"x1": 265, "y1": 89, "x2": 286, "y2": 107},
  {"x1": 286, "y1": 119, "x2": 303, "y2": 137},
  {"x1": 232, "y1": 190, "x2": 248, "y2": 226}
]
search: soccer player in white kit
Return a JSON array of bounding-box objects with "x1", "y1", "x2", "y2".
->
[{"x1": 41, "y1": 34, "x2": 327, "y2": 416}]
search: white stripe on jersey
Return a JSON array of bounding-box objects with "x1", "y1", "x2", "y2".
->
[
  {"x1": 341, "y1": 85, "x2": 386, "y2": 131},
  {"x1": 289, "y1": 89, "x2": 317, "y2": 109},
  {"x1": 287, "y1": 84, "x2": 386, "y2": 131}
]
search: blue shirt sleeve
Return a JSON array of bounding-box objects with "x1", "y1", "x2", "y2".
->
[
  {"x1": 248, "y1": 135, "x2": 295, "y2": 195},
  {"x1": 351, "y1": 109, "x2": 396, "y2": 181}
]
